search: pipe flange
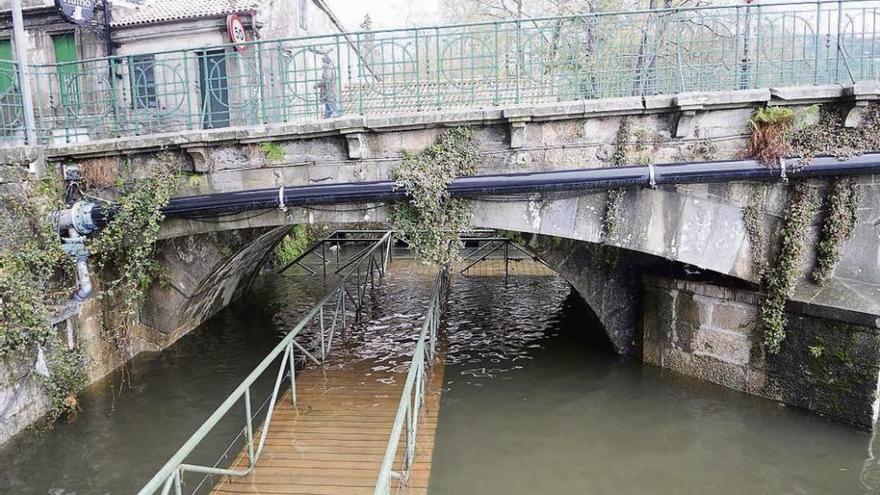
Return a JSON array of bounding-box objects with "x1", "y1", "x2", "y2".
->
[{"x1": 71, "y1": 201, "x2": 97, "y2": 235}]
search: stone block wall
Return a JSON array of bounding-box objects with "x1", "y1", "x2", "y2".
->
[{"x1": 643, "y1": 275, "x2": 880, "y2": 428}]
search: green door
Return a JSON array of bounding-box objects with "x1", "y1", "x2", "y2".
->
[
  {"x1": 52, "y1": 33, "x2": 79, "y2": 109},
  {"x1": 0, "y1": 39, "x2": 17, "y2": 131},
  {"x1": 0, "y1": 40, "x2": 14, "y2": 96}
]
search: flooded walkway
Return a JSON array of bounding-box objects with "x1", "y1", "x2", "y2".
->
[
  {"x1": 211, "y1": 262, "x2": 444, "y2": 495},
  {"x1": 211, "y1": 362, "x2": 444, "y2": 495}
]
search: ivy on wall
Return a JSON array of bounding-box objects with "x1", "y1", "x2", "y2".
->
[
  {"x1": 0, "y1": 180, "x2": 72, "y2": 359},
  {"x1": 760, "y1": 180, "x2": 818, "y2": 353},
  {"x1": 748, "y1": 103, "x2": 876, "y2": 353},
  {"x1": 790, "y1": 104, "x2": 880, "y2": 162},
  {"x1": 388, "y1": 127, "x2": 477, "y2": 265},
  {"x1": 41, "y1": 344, "x2": 88, "y2": 421},
  {"x1": 595, "y1": 119, "x2": 660, "y2": 270},
  {"x1": 1, "y1": 153, "x2": 180, "y2": 423},
  {"x1": 275, "y1": 224, "x2": 330, "y2": 266},
  {"x1": 88, "y1": 155, "x2": 180, "y2": 356},
  {"x1": 812, "y1": 178, "x2": 860, "y2": 286}
]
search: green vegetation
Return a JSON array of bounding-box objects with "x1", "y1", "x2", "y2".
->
[
  {"x1": 812, "y1": 178, "x2": 860, "y2": 286},
  {"x1": 260, "y1": 142, "x2": 287, "y2": 163},
  {"x1": 595, "y1": 118, "x2": 651, "y2": 271},
  {"x1": 742, "y1": 189, "x2": 768, "y2": 277},
  {"x1": 790, "y1": 103, "x2": 880, "y2": 162},
  {"x1": 388, "y1": 127, "x2": 477, "y2": 265},
  {"x1": 0, "y1": 180, "x2": 71, "y2": 359},
  {"x1": 748, "y1": 103, "x2": 877, "y2": 353},
  {"x1": 41, "y1": 345, "x2": 88, "y2": 421},
  {"x1": 89, "y1": 157, "x2": 179, "y2": 355},
  {"x1": 1, "y1": 153, "x2": 180, "y2": 422},
  {"x1": 275, "y1": 225, "x2": 330, "y2": 265},
  {"x1": 760, "y1": 180, "x2": 818, "y2": 354},
  {"x1": 677, "y1": 126, "x2": 719, "y2": 162},
  {"x1": 747, "y1": 106, "x2": 795, "y2": 165}
]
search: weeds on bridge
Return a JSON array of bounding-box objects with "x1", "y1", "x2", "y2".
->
[
  {"x1": 748, "y1": 104, "x2": 873, "y2": 353},
  {"x1": 1, "y1": 152, "x2": 181, "y2": 423},
  {"x1": 748, "y1": 106, "x2": 795, "y2": 165},
  {"x1": 0, "y1": 179, "x2": 72, "y2": 359},
  {"x1": 593, "y1": 118, "x2": 659, "y2": 271},
  {"x1": 388, "y1": 127, "x2": 477, "y2": 265},
  {"x1": 761, "y1": 180, "x2": 818, "y2": 354},
  {"x1": 88, "y1": 155, "x2": 180, "y2": 358}
]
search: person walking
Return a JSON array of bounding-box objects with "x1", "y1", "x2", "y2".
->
[{"x1": 314, "y1": 54, "x2": 341, "y2": 118}]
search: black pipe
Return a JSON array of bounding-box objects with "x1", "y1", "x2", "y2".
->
[{"x1": 82, "y1": 153, "x2": 880, "y2": 223}]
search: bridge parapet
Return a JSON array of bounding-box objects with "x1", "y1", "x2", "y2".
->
[
  {"x1": 0, "y1": 0, "x2": 877, "y2": 148},
  {"x1": 6, "y1": 83, "x2": 876, "y2": 166}
]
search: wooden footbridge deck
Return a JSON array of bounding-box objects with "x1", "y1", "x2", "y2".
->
[
  {"x1": 210, "y1": 358, "x2": 445, "y2": 495},
  {"x1": 138, "y1": 235, "x2": 459, "y2": 495}
]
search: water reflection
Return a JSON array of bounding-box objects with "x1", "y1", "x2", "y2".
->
[
  {"x1": 862, "y1": 423, "x2": 880, "y2": 492},
  {"x1": 431, "y1": 273, "x2": 874, "y2": 495}
]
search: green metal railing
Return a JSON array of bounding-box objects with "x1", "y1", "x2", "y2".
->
[
  {"x1": 374, "y1": 266, "x2": 448, "y2": 495},
  {"x1": 137, "y1": 232, "x2": 392, "y2": 495},
  {"x1": 2, "y1": 0, "x2": 879, "y2": 145}
]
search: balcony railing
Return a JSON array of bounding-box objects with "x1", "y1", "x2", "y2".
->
[{"x1": 2, "y1": 0, "x2": 879, "y2": 146}]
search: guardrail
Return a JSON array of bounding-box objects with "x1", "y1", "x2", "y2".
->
[
  {"x1": 138, "y1": 231, "x2": 392, "y2": 495},
  {"x1": 1, "y1": 0, "x2": 879, "y2": 146},
  {"x1": 374, "y1": 266, "x2": 449, "y2": 495}
]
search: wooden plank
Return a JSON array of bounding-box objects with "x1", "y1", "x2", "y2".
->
[{"x1": 210, "y1": 354, "x2": 445, "y2": 495}]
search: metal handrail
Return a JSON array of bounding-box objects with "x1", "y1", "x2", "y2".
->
[
  {"x1": 374, "y1": 267, "x2": 449, "y2": 495},
  {"x1": 1, "y1": 0, "x2": 876, "y2": 145},
  {"x1": 138, "y1": 231, "x2": 393, "y2": 495}
]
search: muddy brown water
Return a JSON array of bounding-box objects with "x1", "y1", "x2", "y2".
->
[{"x1": 0, "y1": 262, "x2": 875, "y2": 494}]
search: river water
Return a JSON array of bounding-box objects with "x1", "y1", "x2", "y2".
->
[{"x1": 0, "y1": 262, "x2": 875, "y2": 494}]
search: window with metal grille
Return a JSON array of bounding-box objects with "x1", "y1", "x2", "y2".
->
[{"x1": 131, "y1": 55, "x2": 158, "y2": 109}]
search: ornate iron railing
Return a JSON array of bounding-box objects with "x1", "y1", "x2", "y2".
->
[
  {"x1": 374, "y1": 266, "x2": 448, "y2": 495},
  {"x1": 137, "y1": 231, "x2": 392, "y2": 495},
  {"x1": 2, "y1": 0, "x2": 879, "y2": 145}
]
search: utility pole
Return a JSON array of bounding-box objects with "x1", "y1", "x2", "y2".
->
[
  {"x1": 103, "y1": 0, "x2": 112, "y2": 57},
  {"x1": 11, "y1": 0, "x2": 37, "y2": 146}
]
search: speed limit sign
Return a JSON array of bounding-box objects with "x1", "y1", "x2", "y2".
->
[{"x1": 227, "y1": 14, "x2": 248, "y2": 52}]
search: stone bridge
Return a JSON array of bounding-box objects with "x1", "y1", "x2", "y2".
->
[
  {"x1": 8, "y1": 83, "x2": 880, "y2": 428},
  {"x1": 5, "y1": 0, "x2": 880, "y2": 445}
]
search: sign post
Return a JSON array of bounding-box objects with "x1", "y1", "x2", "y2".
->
[{"x1": 11, "y1": 0, "x2": 37, "y2": 145}]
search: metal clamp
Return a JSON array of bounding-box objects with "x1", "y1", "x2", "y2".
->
[
  {"x1": 647, "y1": 163, "x2": 657, "y2": 189},
  {"x1": 779, "y1": 158, "x2": 788, "y2": 182},
  {"x1": 278, "y1": 186, "x2": 288, "y2": 213}
]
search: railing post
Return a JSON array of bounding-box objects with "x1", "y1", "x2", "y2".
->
[
  {"x1": 414, "y1": 29, "x2": 421, "y2": 111},
  {"x1": 288, "y1": 342, "x2": 297, "y2": 407},
  {"x1": 257, "y1": 42, "x2": 268, "y2": 124},
  {"x1": 173, "y1": 469, "x2": 183, "y2": 495},
  {"x1": 733, "y1": 6, "x2": 742, "y2": 89},
  {"x1": 182, "y1": 51, "x2": 194, "y2": 130},
  {"x1": 493, "y1": 22, "x2": 500, "y2": 105},
  {"x1": 10, "y1": 0, "x2": 37, "y2": 145},
  {"x1": 356, "y1": 32, "x2": 364, "y2": 115},
  {"x1": 435, "y1": 27, "x2": 441, "y2": 110},
  {"x1": 319, "y1": 306, "x2": 326, "y2": 361},
  {"x1": 244, "y1": 388, "x2": 255, "y2": 468},
  {"x1": 108, "y1": 57, "x2": 122, "y2": 137},
  {"x1": 835, "y1": 0, "x2": 844, "y2": 82},
  {"x1": 814, "y1": 0, "x2": 822, "y2": 84},
  {"x1": 515, "y1": 18, "x2": 522, "y2": 104}
]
